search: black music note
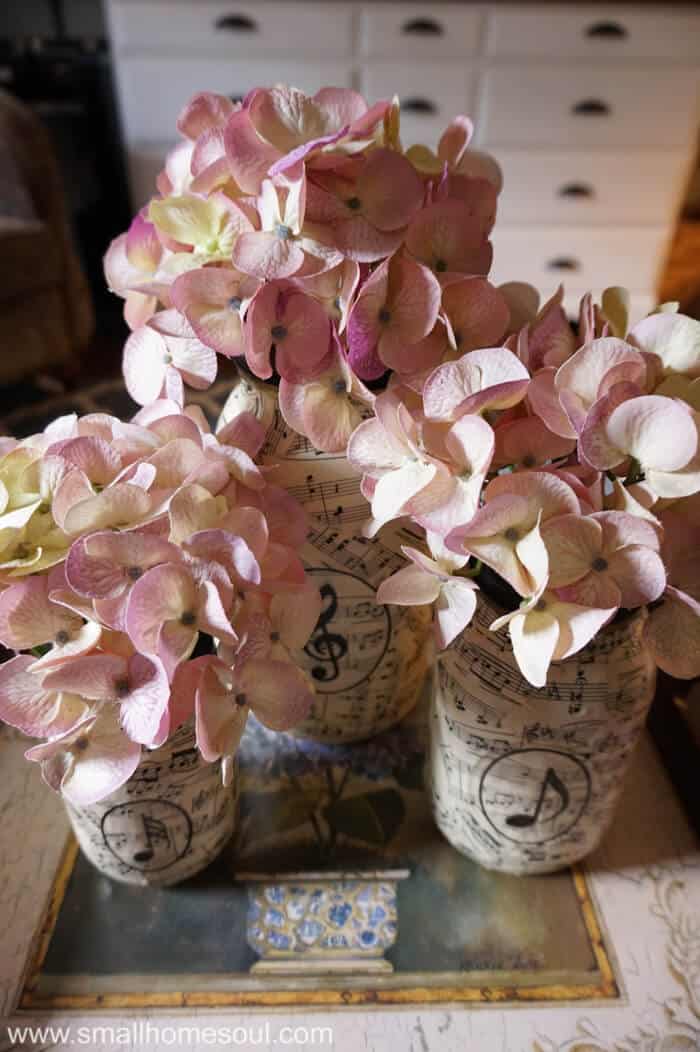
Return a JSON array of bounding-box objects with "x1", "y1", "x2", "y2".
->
[
  {"x1": 506, "y1": 767, "x2": 570, "y2": 829},
  {"x1": 133, "y1": 814, "x2": 170, "y2": 863},
  {"x1": 304, "y1": 583, "x2": 348, "y2": 682}
]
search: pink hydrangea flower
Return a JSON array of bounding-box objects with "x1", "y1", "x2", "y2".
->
[
  {"x1": 347, "y1": 252, "x2": 442, "y2": 379},
  {"x1": 377, "y1": 545, "x2": 478, "y2": 649},
  {"x1": 304, "y1": 148, "x2": 424, "y2": 262},
  {"x1": 42, "y1": 652, "x2": 170, "y2": 746},
  {"x1": 541, "y1": 510, "x2": 666, "y2": 608},
  {"x1": 171, "y1": 267, "x2": 259, "y2": 359},
  {"x1": 244, "y1": 281, "x2": 331, "y2": 382},
  {"x1": 25, "y1": 707, "x2": 142, "y2": 806},
  {"x1": 447, "y1": 472, "x2": 579, "y2": 595},
  {"x1": 491, "y1": 583, "x2": 616, "y2": 688},
  {"x1": 422, "y1": 347, "x2": 529, "y2": 422}
]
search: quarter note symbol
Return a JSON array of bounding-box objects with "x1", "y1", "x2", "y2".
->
[
  {"x1": 133, "y1": 814, "x2": 170, "y2": 863},
  {"x1": 506, "y1": 767, "x2": 570, "y2": 828},
  {"x1": 304, "y1": 583, "x2": 348, "y2": 682}
]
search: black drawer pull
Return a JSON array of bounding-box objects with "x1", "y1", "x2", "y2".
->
[
  {"x1": 572, "y1": 98, "x2": 611, "y2": 117},
  {"x1": 228, "y1": 94, "x2": 244, "y2": 104},
  {"x1": 547, "y1": 257, "x2": 581, "y2": 272},
  {"x1": 402, "y1": 17, "x2": 444, "y2": 36},
  {"x1": 585, "y1": 20, "x2": 628, "y2": 39},
  {"x1": 215, "y1": 14, "x2": 258, "y2": 32},
  {"x1": 558, "y1": 182, "x2": 594, "y2": 199},
  {"x1": 402, "y1": 97, "x2": 438, "y2": 116}
]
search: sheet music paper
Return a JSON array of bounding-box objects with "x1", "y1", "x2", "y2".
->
[
  {"x1": 429, "y1": 594, "x2": 656, "y2": 874},
  {"x1": 66, "y1": 722, "x2": 238, "y2": 886},
  {"x1": 219, "y1": 376, "x2": 433, "y2": 743}
]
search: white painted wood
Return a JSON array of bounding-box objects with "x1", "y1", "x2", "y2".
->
[
  {"x1": 359, "y1": 3, "x2": 482, "y2": 60},
  {"x1": 496, "y1": 149, "x2": 689, "y2": 226},
  {"x1": 490, "y1": 225, "x2": 669, "y2": 293},
  {"x1": 110, "y1": 0, "x2": 354, "y2": 58},
  {"x1": 360, "y1": 61, "x2": 476, "y2": 151},
  {"x1": 2, "y1": 729, "x2": 699, "y2": 1052},
  {"x1": 115, "y1": 56, "x2": 354, "y2": 142},
  {"x1": 486, "y1": 5, "x2": 700, "y2": 62},
  {"x1": 480, "y1": 66, "x2": 700, "y2": 148}
]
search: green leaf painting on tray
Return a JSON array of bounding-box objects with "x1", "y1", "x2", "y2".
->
[{"x1": 322, "y1": 788, "x2": 406, "y2": 846}]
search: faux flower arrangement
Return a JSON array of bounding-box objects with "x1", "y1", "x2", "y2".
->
[
  {"x1": 0, "y1": 404, "x2": 321, "y2": 803},
  {"x1": 361, "y1": 291, "x2": 700, "y2": 686},
  {"x1": 101, "y1": 82, "x2": 700, "y2": 691}
]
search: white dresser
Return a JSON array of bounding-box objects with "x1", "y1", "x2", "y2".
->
[{"x1": 105, "y1": 1, "x2": 700, "y2": 317}]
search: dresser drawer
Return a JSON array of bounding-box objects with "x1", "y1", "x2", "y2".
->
[
  {"x1": 109, "y1": 1, "x2": 353, "y2": 58},
  {"x1": 360, "y1": 3, "x2": 481, "y2": 59},
  {"x1": 490, "y1": 227, "x2": 668, "y2": 293},
  {"x1": 361, "y1": 62, "x2": 476, "y2": 150},
  {"x1": 117, "y1": 57, "x2": 353, "y2": 142},
  {"x1": 497, "y1": 150, "x2": 688, "y2": 226},
  {"x1": 481, "y1": 67, "x2": 700, "y2": 148},
  {"x1": 486, "y1": 5, "x2": 700, "y2": 62}
]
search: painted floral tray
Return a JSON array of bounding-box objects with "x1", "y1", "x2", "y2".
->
[{"x1": 22, "y1": 704, "x2": 617, "y2": 1010}]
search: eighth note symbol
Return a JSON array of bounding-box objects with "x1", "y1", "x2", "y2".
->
[
  {"x1": 506, "y1": 767, "x2": 570, "y2": 829},
  {"x1": 133, "y1": 813, "x2": 170, "y2": 863},
  {"x1": 304, "y1": 583, "x2": 348, "y2": 683}
]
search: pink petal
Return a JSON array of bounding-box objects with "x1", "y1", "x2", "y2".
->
[
  {"x1": 50, "y1": 708, "x2": 141, "y2": 806},
  {"x1": 177, "y1": 91, "x2": 236, "y2": 139},
  {"x1": 29, "y1": 620, "x2": 103, "y2": 671},
  {"x1": 171, "y1": 268, "x2": 251, "y2": 358},
  {"x1": 644, "y1": 586, "x2": 700, "y2": 678},
  {"x1": 377, "y1": 563, "x2": 440, "y2": 607},
  {"x1": 605, "y1": 545, "x2": 666, "y2": 607},
  {"x1": 123, "y1": 325, "x2": 168, "y2": 405},
  {"x1": 267, "y1": 586, "x2": 322, "y2": 651},
  {"x1": 555, "y1": 338, "x2": 645, "y2": 433},
  {"x1": 606, "y1": 395, "x2": 697, "y2": 472},
  {"x1": 233, "y1": 231, "x2": 305, "y2": 281},
  {"x1": 553, "y1": 600, "x2": 617, "y2": 660},
  {"x1": 66, "y1": 530, "x2": 179, "y2": 599},
  {"x1": 527, "y1": 367, "x2": 577, "y2": 440},
  {"x1": 441, "y1": 279, "x2": 510, "y2": 353},
  {"x1": 510, "y1": 609, "x2": 559, "y2": 688},
  {"x1": 239, "y1": 658, "x2": 314, "y2": 731},
  {"x1": 42, "y1": 653, "x2": 126, "y2": 701},
  {"x1": 126, "y1": 563, "x2": 195, "y2": 656},
  {"x1": 406, "y1": 201, "x2": 492, "y2": 277},
  {"x1": 438, "y1": 116, "x2": 473, "y2": 166},
  {"x1": 0, "y1": 655, "x2": 64, "y2": 736},
  {"x1": 63, "y1": 483, "x2": 153, "y2": 535},
  {"x1": 435, "y1": 578, "x2": 479, "y2": 649},
  {"x1": 224, "y1": 108, "x2": 281, "y2": 193},
  {"x1": 542, "y1": 515, "x2": 603, "y2": 588},
  {"x1": 629, "y1": 312, "x2": 700, "y2": 377},
  {"x1": 358, "y1": 149, "x2": 423, "y2": 232},
  {"x1": 119, "y1": 653, "x2": 170, "y2": 745},
  {"x1": 0, "y1": 576, "x2": 76, "y2": 650}
]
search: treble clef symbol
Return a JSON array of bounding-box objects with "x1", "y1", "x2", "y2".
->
[{"x1": 304, "y1": 583, "x2": 348, "y2": 683}]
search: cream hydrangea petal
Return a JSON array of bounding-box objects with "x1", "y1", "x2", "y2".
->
[
  {"x1": 643, "y1": 586, "x2": 700, "y2": 678},
  {"x1": 510, "y1": 609, "x2": 559, "y2": 688}
]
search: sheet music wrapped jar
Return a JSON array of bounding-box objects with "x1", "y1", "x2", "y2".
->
[
  {"x1": 218, "y1": 371, "x2": 432, "y2": 744},
  {"x1": 65, "y1": 722, "x2": 238, "y2": 886},
  {"x1": 429, "y1": 594, "x2": 656, "y2": 874}
]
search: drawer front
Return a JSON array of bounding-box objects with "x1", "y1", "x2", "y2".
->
[
  {"x1": 497, "y1": 150, "x2": 688, "y2": 226},
  {"x1": 360, "y1": 3, "x2": 481, "y2": 59},
  {"x1": 486, "y1": 6, "x2": 700, "y2": 62},
  {"x1": 361, "y1": 63, "x2": 476, "y2": 150},
  {"x1": 110, "y1": 1, "x2": 353, "y2": 58},
  {"x1": 117, "y1": 58, "x2": 353, "y2": 142},
  {"x1": 481, "y1": 67, "x2": 700, "y2": 148},
  {"x1": 489, "y1": 227, "x2": 668, "y2": 293}
]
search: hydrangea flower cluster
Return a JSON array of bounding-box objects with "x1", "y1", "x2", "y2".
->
[
  {"x1": 355, "y1": 291, "x2": 700, "y2": 687},
  {"x1": 0, "y1": 403, "x2": 320, "y2": 803},
  {"x1": 105, "y1": 85, "x2": 504, "y2": 454}
]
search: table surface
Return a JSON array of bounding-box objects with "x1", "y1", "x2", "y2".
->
[{"x1": 1, "y1": 723, "x2": 699, "y2": 1052}]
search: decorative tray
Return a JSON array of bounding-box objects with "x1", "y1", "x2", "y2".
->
[{"x1": 22, "y1": 707, "x2": 617, "y2": 1010}]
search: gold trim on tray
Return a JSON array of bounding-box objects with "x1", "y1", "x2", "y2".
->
[{"x1": 19, "y1": 834, "x2": 619, "y2": 1010}]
